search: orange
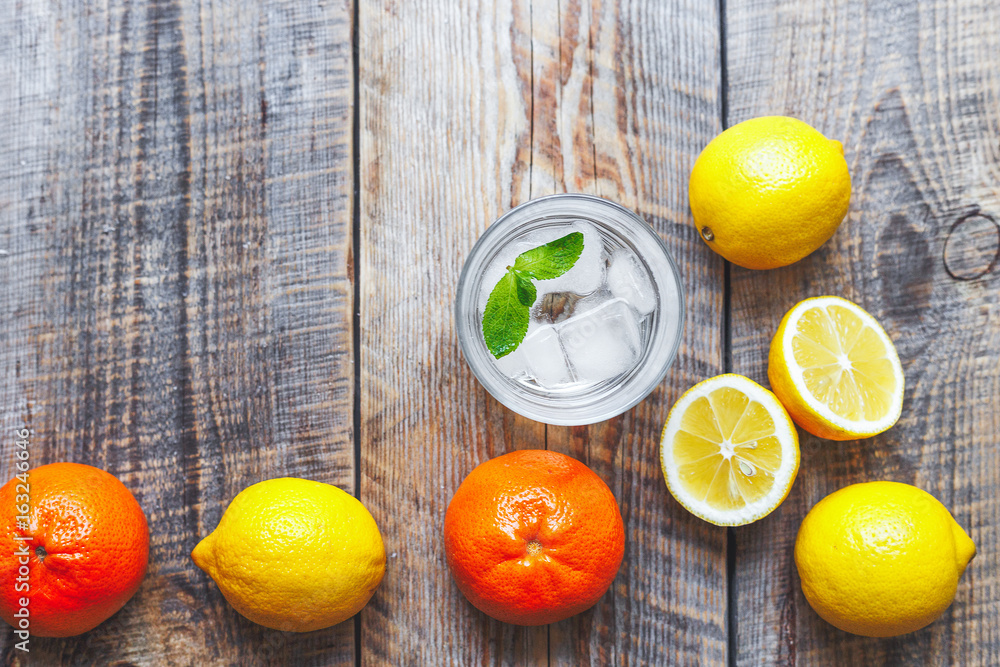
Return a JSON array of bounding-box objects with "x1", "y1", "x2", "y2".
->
[
  {"x1": 0, "y1": 462, "x2": 149, "y2": 637},
  {"x1": 443, "y1": 450, "x2": 624, "y2": 625}
]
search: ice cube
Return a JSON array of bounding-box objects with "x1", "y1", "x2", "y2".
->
[
  {"x1": 494, "y1": 340, "x2": 529, "y2": 380},
  {"x1": 493, "y1": 322, "x2": 537, "y2": 380},
  {"x1": 533, "y1": 221, "x2": 605, "y2": 297},
  {"x1": 607, "y1": 249, "x2": 656, "y2": 315},
  {"x1": 571, "y1": 289, "x2": 613, "y2": 318},
  {"x1": 522, "y1": 325, "x2": 573, "y2": 388},
  {"x1": 559, "y1": 298, "x2": 641, "y2": 383}
]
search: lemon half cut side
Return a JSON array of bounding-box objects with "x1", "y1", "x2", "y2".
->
[
  {"x1": 660, "y1": 374, "x2": 800, "y2": 526},
  {"x1": 768, "y1": 296, "x2": 905, "y2": 441}
]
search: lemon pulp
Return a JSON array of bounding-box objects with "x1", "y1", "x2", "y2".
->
[
  {"x1": 674, "y1": 386, "x2": 784, "y2": 510},
  {"x1": 661, "y1": 374, "x2": 799, "y2": 526},
  {"x1": 791, "y1": 304, "x2": 898, "y2": 422}
]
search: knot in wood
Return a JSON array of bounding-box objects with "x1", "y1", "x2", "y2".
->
[{"x1": 943, "y1": 212, "x2": 1000, "y2": 281}]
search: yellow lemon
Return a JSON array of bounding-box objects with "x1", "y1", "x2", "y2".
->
[
  {"x1": 689, "y1": 116, "x2": 851, "y2": 269},
  {"x1": 768, "y1": 296, "x2": 904, "y2": 440},
  {"x1": 795, "y1": 481, "x2": 975, "y2": 637},
  {"x1": 660, "y1": 374, "x2": 800, "y2": 526},
  {"x1": 192, "y1": 478, "x2": 386, "y2": 632}
]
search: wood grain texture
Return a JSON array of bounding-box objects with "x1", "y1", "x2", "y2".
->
[
  {"x1": 360, "y1": 0, "x2": 727, "y2": 665},
  {"x1": 3, "y1": 0, "x2": 998, "y2": 664},
  {"x1": 358, "y1": 1, "x2": 548, "y2": 664},
  {"x1": 0, "y1": 0, "x2": 355, "y2": 664},
  {"x1": 726, "y1": 1, "x2": 1000, "y2": 665},
  {"x1": 526, "y1": 1, "x2": 729, "y2": 665}
]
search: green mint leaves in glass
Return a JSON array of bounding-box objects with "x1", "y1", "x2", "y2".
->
[{"x1": 482, "y1": 232, "x2": 583, "y2": 358}]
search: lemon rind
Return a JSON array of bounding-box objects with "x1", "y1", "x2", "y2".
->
[
  {"x1": 659, "y1": 374, "x2": 800, "y2": 526},
  {"x1": 781, "y1": 296, "x2": 904, "y2": 437}
]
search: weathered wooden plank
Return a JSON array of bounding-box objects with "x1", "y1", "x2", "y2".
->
[
  {"x1": 524, "y1": 1, "x2": 728, "y2": 665},
  {"x1": 0, "y1": 0, "x2": 355, "y2": 664},
  {"x1": 358, "y1": 1, "x2": 548, "y2": 664},
  {"x1": 360, "y1": 0, "x2": 726, "y2": 664},
  {"x1": 726, "y1": 1, "x2": 1000, "y2": 665}
]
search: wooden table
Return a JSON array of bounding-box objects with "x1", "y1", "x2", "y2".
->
[{"x1": 2, "y1": 0, "x2": 998, "y2": 664}]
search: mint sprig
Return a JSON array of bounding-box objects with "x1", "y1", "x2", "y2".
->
[
  {"x1": 482, "y1": 272, "x2": 530, "y2": 359},
  {"x1": 482, "y1": 231, "x2": 584, "y2": 359},
  {"x1": 513, "y1": 233, "x2": 585, "y2": 279}
]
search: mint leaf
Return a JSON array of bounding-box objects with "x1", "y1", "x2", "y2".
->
[
  {"x1": 513, "y1": 231, "x2": 584, "y2": 280},
  {"x1": 482, "y1": 271, "x2": 530, "y2": 358},
  {"x1": 513, "y1": 271, "x2": 537, "y2": 307},
  {"x1": 481, "y1": 230, "x2": 586, "y2": 359}
]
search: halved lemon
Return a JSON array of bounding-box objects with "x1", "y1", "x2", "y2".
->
[
  {"x1": 659, "y1": 374, "x2": 800, "y2": 526},
  {"x1": 768, "y1": 296, "x2": 904, "y2": 441}
]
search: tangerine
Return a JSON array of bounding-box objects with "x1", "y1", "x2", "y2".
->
[
  {"x1": 0, "y1": 462, "x2": 149, "y2": 637},
  {"x1": 444, "y1": 450, "x2": 624, "y2": 625}
]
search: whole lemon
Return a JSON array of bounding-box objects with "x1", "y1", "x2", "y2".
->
[
  {"x1": 689, "y1": 116, "x2": 851, "y2": 269},
  {"x1": 795, "y1": 481, "x2": 975, "y2": 637},
  {"x1": 192, "y1": 478, "x2": 385, "y2": 632}
]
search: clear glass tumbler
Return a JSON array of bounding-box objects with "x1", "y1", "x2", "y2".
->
[{"x1": 455, "y1": 193, "x2": 685, "y2": 425}]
